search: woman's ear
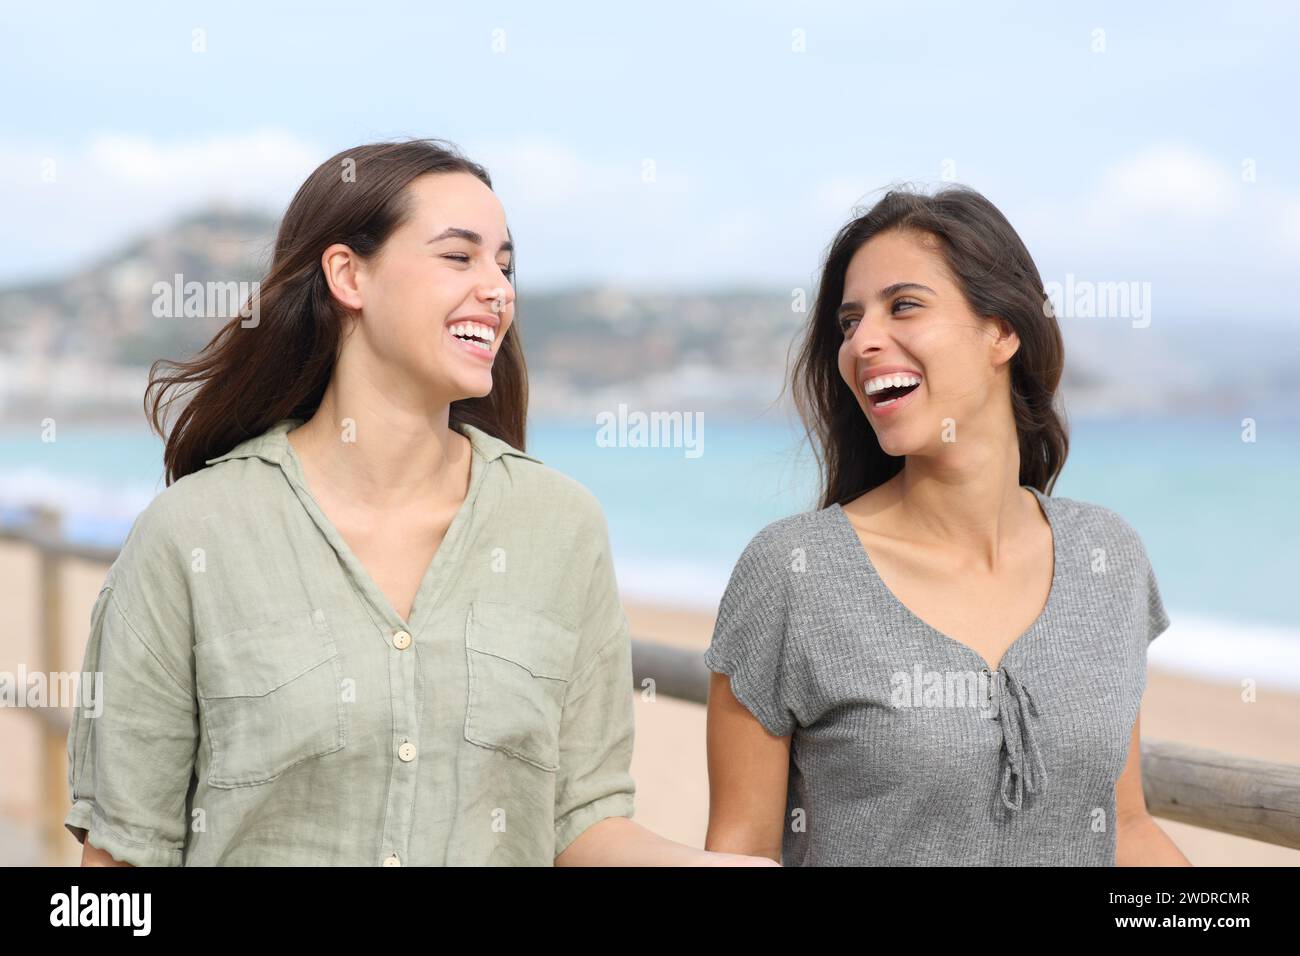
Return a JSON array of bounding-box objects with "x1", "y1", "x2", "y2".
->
[
  {"x1": 321, "y1": 243, "x2": 364, "y2": 312},
  {"x1": 988, "y1": 315, "x2": 1021, "y2": 367}
]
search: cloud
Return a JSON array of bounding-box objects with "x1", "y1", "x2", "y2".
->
[
  {"x1": 803, "y1": 143, "x2": 1299, "y2": 323},
  {"x1": 0, "y1": 129, "x2": 322, "y2": 283},
  {"x1": 1279, "y1": 195, "x2": 1300, "y2": 254},
  {"x1": 2, "y1": 133, "x2": 1296, "y2": 317},
  {"x1": 477, "y1": 137, "x2": 695, "y2": 205},
  {"x1": 84, "y1": 129, "x2": 320, "y2": 197},
  {"x1": 815, "y1": 176, "x2": 879, "y2": 217},
  {"x1": 1010, "y1": 142, "x2": 1300, "y2": 308},
  {"x1": 477, "y1": 139, "x2": 590, "y2": 207},
  {"x1": 0, "y1": 130, "x2": 729, "y2": 287},
  {"x1": 1092, "y1": 142, "x2": 1238, "y2": 220}
]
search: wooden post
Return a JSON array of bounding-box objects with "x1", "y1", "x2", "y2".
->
[{"x1": 32, "y1": 505, "x2": 66, "y2": 863}]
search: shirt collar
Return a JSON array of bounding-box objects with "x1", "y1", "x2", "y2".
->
[{"x1": 203, "y1": 417, "x2": 543, "y2": 467}]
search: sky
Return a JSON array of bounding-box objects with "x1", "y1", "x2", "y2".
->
[{"x1": 1, "y1": 0, "x2": 1297, "y2": 323}]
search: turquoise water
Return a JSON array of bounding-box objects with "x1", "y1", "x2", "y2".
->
[
  {"x1": 529, "y1": 415, "x2": 1300, "y2": 631},
  {"x1": 1, "y1": 415, "x2": 1296, "y2": 632}
]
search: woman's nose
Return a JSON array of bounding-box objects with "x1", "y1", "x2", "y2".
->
[
  {"x1": 847, "y1": 310, "x2": 887, "y2": 355},
  {"x1": 482, "y1": 286, "x2": 513, "y2": 313}
]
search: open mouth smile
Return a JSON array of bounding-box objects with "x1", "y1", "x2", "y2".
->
[
  {"x1": 863, "y1": 371, "x2": 921, "y2": 415},
  {"x1": 447, "y1": 320, "x2": 496, "y2": 359}
]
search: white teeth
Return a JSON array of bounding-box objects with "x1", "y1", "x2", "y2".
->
[
  {"x1": 863, "y1": 372, "x2": 921, "y2": 395},
  {"x1": 448, "y1": 321, "x2": 496, "y2": 350}
]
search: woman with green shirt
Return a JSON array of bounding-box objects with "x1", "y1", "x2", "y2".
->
[{"x1": 65, "y1": 139, "x2": 772, "y2": 867}]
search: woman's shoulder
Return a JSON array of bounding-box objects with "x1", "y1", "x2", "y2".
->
[
  {"x1": 89, "y1": 472, "x2": 219, "y2": 622},
  {"x1": 751, "y1": 508, "x2": 830, "y2": 550},
  {"x1": 727, "y1": 507, "x2": 835, "y2": 585},
  {"x1": 120, "y1": 459, "x2": 255, "y2": 542},
  {"x1": 495, "y1": 452, "x2": 610, "y2": 527},
  {"x1": 459, "y1": 421, "x2": 596, "y2": 514},
  {"x1": 104, "y1": 447, "x2": 298, "y2": 594},
  {"x1": 1036, "y1": 489, "x2": 1152, "y2": 560}
]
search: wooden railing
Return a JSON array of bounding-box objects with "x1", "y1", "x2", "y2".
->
[
  {"x1": 3, "y1": 505, "x2": 1298, "y2": 860},
  {"x1": 627, "y1": 644, "x2": 1300, "y2": 850},
  {"x1": 1, "y1": 506, "x2": 121, "y2": 862}
]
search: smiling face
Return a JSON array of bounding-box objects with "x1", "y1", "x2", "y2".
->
[
  {"x1": 332, "y1": 171, "x2": 516, "y2": 404},
  {"x1": 836, "y1": 229, "x2": 1019, "y2": 457}
]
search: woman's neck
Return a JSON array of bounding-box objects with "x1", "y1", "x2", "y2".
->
[
  {"x1": 883, "y1": 422, "x2": 1031, "y2": 568},
  {"x1": 286, "y1": 386, "x2": 470, "y2": 512}
]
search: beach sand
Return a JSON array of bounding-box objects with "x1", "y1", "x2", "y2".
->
[{"x1": 2, "y1": 540, "x2": 1296, "y2": 866}]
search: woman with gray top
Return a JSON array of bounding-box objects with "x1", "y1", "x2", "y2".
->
[{"x1": 703, "y1": 185, "x2": 1189, "y2": 866}]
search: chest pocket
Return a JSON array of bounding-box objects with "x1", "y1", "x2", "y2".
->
[
  {"x1": 464, "y1": 600, "x2": 580, "y2": 772},
  {"x1": 195, "y1": 608, "x2": 346, "y2": 789}
]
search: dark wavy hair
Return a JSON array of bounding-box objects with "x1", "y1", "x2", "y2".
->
[
  {"x1": 789, "y1": 184, "x2": 1068, "y2": 509},
  {"x1": 146, "y1": 138, "x2": 528, "y2": 485}
]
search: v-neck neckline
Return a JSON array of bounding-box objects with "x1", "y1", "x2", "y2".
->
[
  {"x1": 280, "y1": 420, "x2": 487, "y2": 638},
  {"x1": 830, "y1": 485, "x2": 1061, "y2": 674}
]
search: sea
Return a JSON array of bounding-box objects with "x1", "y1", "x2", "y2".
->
[{"x1": 1, "y1": 414, "x2": 1296, "y2": 688}]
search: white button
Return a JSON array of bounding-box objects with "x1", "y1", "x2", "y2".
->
[
  {"x1": 393, "y1": 629, "x2": 412, "y2": 650},
  {"x1": 383, "y1": 853, "x2": 401, "y2": 866},
  {"x1": 398, "y1": 742, "x2": 416, "y2": 762}
]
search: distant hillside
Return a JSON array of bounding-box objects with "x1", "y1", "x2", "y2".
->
[
  {"x1": 1, "y1": 206, "x2": 1296, "y2": 423},
  {"x1": 0, "y1": 208, "x2": 276, "y2": 368}
]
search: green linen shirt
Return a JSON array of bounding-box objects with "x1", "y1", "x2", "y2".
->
[{"x1": 64, "y1": 417, "x2": 637, "y2": 865}]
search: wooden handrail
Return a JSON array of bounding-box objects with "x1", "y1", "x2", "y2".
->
[
  {"x1": 626, "y1": 643, "x2": 1300, "y2": 849},
  {"x1": 4, "y1": 507, "x2": 1299, "y2": 856},
  {"x1": 1139, "y1": 741, "x2": 1300, "y2": 849}
]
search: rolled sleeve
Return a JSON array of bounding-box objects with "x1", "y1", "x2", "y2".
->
[
  {"x1": 65, "y1": 585, "x2": 198, "y2": 866},
  {"x1": 1109, "y1": 511, "x2": 1172, "y2": 647},
  {"x1": 703, "y1": 530, "x2": 797, "y2": 737},
  {"x1": 1144, "y1": 551, "x2": 1171, "y2": 645},
  {"x1": 552, "y1": 505, "x2": 636, "y2": 859}
]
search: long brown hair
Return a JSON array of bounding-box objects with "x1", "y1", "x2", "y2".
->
[
  {"x1": 146, "y1": 138, "x2": 528, "y2": 485},
  {"x1": 789, "y1": 184, "x2": 1069, "y2": 509}
]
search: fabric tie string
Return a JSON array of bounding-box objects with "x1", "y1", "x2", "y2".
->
[{"x1": 987, "y1": 664, "x2": 1048, "y2": 811}]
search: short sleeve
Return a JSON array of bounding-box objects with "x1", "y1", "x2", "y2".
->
[
  {"x1": 703, "y1": 530, "x2": 796, "y2": 737},
  {"x1": 553, "y1": 506, "x2": 636, "y2": 859},
  {"x1": 1145, "y1": 551, "x2": 1171, "y2": 645},
  {"x1": 65, "y1": 497, "x2": 199, "y2": 866}
]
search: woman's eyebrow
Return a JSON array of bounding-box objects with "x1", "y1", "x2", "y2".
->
[
  {"x1": 427, "y1": 226, "x2": 514, "y2": 254},
  {"x1": 836, "y1": 282, "x2": 937, "y2": 318}
]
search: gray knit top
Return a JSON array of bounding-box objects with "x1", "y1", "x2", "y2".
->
[{"x1": 703, "y1": 486, "x2": 1171, "y2": 866}]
